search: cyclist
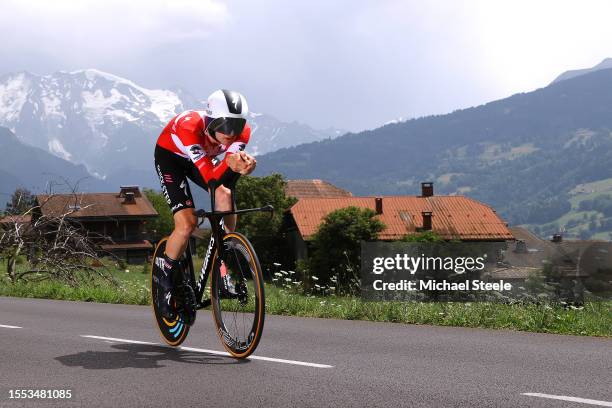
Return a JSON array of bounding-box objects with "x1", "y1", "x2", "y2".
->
[{"x1": 153, "y1": 89, "x2": 256, "y2": 319}]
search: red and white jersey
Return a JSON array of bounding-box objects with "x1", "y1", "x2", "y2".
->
[{"x1": 156, "y1": 110, "x2": 251, "y2": 183}]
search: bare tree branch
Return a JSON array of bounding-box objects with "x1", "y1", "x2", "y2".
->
[{"x1": 1, "y1": 180, "x2": 118, "y2": 287}]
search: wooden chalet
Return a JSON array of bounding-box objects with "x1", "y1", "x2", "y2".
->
[{"x1": 35, "y1": 186, "x2": 158, "y2": 264}]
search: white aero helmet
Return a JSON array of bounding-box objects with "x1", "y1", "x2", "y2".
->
[{"x1": 205, "y1": 89, "x2": 249, "y2": 139}]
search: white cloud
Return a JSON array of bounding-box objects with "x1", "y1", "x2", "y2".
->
[
  {"x1": 0, "y1": 0, "x2": 229, "y2": 60},
  {"x1": 470, "y1": 0, "x2": 612, "y2": 93},
  {"x1": 2, "y1": 0, "x2": 612, "y2": 131}
]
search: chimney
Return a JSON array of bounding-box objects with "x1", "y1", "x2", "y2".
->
[
  {"x1": 514, "y1": 239, "x2": 527, "y2": 253},
  {"x1": 551, "y1": 233, "x2": 563, "y2": 243},
  {"x1": 421, "y1": 182, "x2": 434, "y2": 197},
  {"x1": 422, "y1": 211, "x2": 432, "y2": 230},
  {"x1": 375, "y1": 197, "x2": 383, "y2": 215},
  {"x1": 119, "y1": 185, "x2": 141, "y2": 198},
  {"x1": 123, "y1": 192, "x2": 136, "y2": 204},
  {"x1": 118, "y1": 185, "x2": 141, "y2": 204}
]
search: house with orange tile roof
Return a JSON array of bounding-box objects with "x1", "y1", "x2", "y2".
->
[
  {"x1": 284, "y1": 181, "x2": 514, "y2": 261},
  {"x1": 35, "y1": 186, "x2": 158, "y2": 264},
  {"x1": 285, "y1": 179, "x2": 353, "y2": 200}
]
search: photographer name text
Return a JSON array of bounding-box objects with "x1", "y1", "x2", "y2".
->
[{"x1": 372, "y1": 279, "x2": 512, "y2": 291}]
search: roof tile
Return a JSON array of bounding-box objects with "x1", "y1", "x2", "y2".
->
[{"x1": 290, "y1": 196, "x2": 513, "y2": 241}]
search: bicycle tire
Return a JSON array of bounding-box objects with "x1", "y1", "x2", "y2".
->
[
  {"x1": 150, "y1": 237, "x2": 190, "y2": 346},
  {"x1": 211, "y1": 232, "x2": 265, "y2": 358}
]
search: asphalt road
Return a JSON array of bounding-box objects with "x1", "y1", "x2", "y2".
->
[{"x1": 0, "y1": 296, "x2": 610, "y2": 408}]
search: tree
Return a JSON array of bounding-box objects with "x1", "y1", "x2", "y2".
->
[
  {"x1": 5, "y1": 188, "x2": 36, "y2": 215},
  {"x1": 235, "y1": 173, "x2": 297, "y2": 269},
  {"x1": 304, "y1": 206, "x2": 385, "y2": 295},
  {"x1": 1, "y1": 191, "x2": 114, "y2": 286},
  {"x1": 143, "y1": 189, "x2": 174, "y2": 239}
]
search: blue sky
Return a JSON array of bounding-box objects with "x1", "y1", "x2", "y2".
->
[{"x1": 1, "y1": 0, "x2": 611, "y2": 131}]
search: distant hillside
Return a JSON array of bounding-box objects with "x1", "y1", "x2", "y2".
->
[
  {"x1": 551, "y1": 58, "x2": 612, "y2": 84},
  {"x1": 255, "y1": 68, "x2": 612, "y2": 238},
  {"x1": 0, "y1": 127, "x2": 110, "y2": 202}
]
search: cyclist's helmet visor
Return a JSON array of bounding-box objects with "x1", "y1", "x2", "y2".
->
[{"x1": 206, "y1": 117, "x2": 246, "y2": 138}]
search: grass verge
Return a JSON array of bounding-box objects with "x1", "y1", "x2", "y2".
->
[{"x1": 0, "y1": 265, "x2": 609, "y2": 337}]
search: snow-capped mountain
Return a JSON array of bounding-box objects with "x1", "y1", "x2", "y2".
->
[{"x1": 0, "y1": 69, "x2": 345, "y2": 187}]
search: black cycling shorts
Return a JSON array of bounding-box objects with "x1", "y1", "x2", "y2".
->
[{"x1": 154, "y1": 145, "x2": 239, "y2": 214}]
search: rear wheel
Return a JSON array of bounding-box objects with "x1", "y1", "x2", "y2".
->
[
  {"x1": 211, "y1": 233, "x2": 265, "y2": 358},
  {"x1": 151, "y1": 238, "x2": 189, "y2": 346}
]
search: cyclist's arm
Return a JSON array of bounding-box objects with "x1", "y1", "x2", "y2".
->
[
  {"x1": 173, "y1": 118, "x2": 252, "y2": 183},
  {"x1": 169, "y1": 122, "x2": 233, "y2": 183},
  {"x1": 196, "y1": 155, "x2": 238, "y2": 183},
  {"x1": 223, "y1": 127, "x2": 255, "y2": 175},
  {"x1": 194, "y1": 136, "x2": 253, "y2": 181}
]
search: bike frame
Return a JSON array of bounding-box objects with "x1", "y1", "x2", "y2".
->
[{"x1": 181, "y1": 181, "x2": 273, "y2": 310}]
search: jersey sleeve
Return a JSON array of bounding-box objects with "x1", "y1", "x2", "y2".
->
[
  {"x1": 173, "y1": 117, "x2": 250, "y2": 184},
  {"x1": 226, "y1": 124, "x2": 251, "y2": 154},
  {"x1": 193, "y1": 155, "x2": 236, "y2": 184},
  {"x1": 169, "y1": 112, "x2": 205, "y2": 160},
  {"x1": 195, "y1": 124, "x2": 251, "y2": 183}
]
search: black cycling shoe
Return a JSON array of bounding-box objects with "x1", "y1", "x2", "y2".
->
[
  {"x1": 153, "y1": 255, "x2": 178, "y2": 320},
  {"x1": 158, "y1": 289, "x2": 176, "y2": 320}
]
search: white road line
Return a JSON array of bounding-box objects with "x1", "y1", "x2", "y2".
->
[
  {"x1": 81, "y1": 335, "x2": 334, "y2": 369},
  {"x1": 522, "y1": 393, "x2": 612, "y2": 407},
  {"x1": 179, "y1": 346, "x2": 334, "y2": 368},
  {"x1": 0, "y1": 324, "x2": 22, "y2": 329},
  {"x1": 81, "y1": 335, "x2": 156, "y2": 345}
]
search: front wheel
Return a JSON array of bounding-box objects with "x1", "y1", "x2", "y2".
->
[{"x1": 211, "y1": 232, "x2": 265, "y2": 358}]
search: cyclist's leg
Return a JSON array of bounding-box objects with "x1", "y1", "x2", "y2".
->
[
  {"x1": 155, "y1": 146, "x2": 198, "y2": 259},
  {"x1": 154, "y1": 146, "x2": 199, "y2": 318},
  {"x1": 217, "y1": 170, "x2": 240, "y2": 231},
  {"x1": 185, "y1": 164, "x2": 239, "y2": 292},
  {"x1": 185, "y1": 162, "x2": 239, "y2": 232}
]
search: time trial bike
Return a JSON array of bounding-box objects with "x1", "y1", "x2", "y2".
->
[{"x1": 150, "y1": 181, "x2": 272, "y2": 358}]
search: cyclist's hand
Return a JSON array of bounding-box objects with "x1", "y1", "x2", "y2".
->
[
  {"x1": 227, "y1": 152, "x2": 257, "y2": 175},
  {"x1": 240, "y1": 152, "x2": 257, "y2": 175}
]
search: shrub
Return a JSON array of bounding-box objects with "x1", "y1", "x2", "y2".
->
[{"x1": 304, "y1": 206, "x2": 384, "y2": 295}]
